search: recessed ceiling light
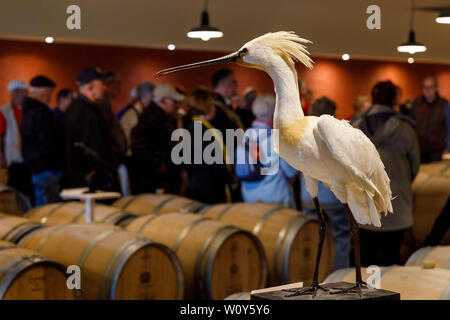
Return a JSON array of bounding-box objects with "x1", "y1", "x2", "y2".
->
[
  {"x1": 342, "y1": 53, "x2": 350, "y2": 61},
  {"x1": 408, "y1": 57, "x2": 414, "y2": 64},
  {"x1": 168, "y1": 44, "x2": 176, "y2": 51},
  {"x1": 45, "y1": 36, "x2": 54, "y2": 43}
]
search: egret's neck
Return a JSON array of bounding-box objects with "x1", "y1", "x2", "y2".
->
[{"x1": 265, "y1": 57, "x2": 304, "y2": 128}]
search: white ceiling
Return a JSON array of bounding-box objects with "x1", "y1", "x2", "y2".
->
[{"x1": 0, "y1": 0, "x2": 449, "y2": 63}]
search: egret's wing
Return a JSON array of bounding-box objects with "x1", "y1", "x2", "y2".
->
[{"x1": 316, "y1": 115, "x2": 392, "y2": 222}]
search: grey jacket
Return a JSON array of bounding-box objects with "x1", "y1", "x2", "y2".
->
[{"x1": 352, "y1": 104, "x2": 420, "y2": 231}]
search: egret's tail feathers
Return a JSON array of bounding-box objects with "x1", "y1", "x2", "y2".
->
[
  {"x1": 368, "y1": 197, "x2": 381, "y2": 227},
  {"x1": 346, "y1": 185, "x2": 382, "y2": 227}
]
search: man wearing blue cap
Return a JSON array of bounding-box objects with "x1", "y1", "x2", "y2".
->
[
  {"x1": 21, "y1": 75, "x2": 65, "y2": 205},
  {"x1": 65, "y1": 67, "x2": 119, "y2": 191}
]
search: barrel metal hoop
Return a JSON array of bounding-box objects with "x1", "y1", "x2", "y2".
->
[
  {"x1": 136, "y1": 214, "x2": 160, "y2": 234},
  {"x1": 0, "y1": 244, "x2": 15, "y2": 251},
  {"x1": 194, "y1": 225, "x2": 237, "y2": 299},
  {"x1": 1, "y1": 222, "x2": 30, "y2": 241},
  {"x1": 405, "y1": 246, "x2": 433, "y2": 266},
  {"x1": 179, "y1": 201, "x2": 198, "y2": 213},
  {"x1": 99, "y1": 210, "x2": 126, "y2": 223},
  {"x1": 412, "y1": 175, "x2": 432, "y2": 192},
  {"x1": 7, "y1": 224, "x2": 42, "y2": 244},
  {"x1": 252, "y1": 206, "x2": 284, "y2": 236},
  {"x1": 380, "y1": 265, "x2": 397, "y2": 277},
  {"x1": 34, "y1": 225, "x2": 69, "y2": 253},
  {"x1": 0, "y1": 254, "x2": 46, "y2": 299},
  {"x1": 37, "y1": 202, "x2": 67, "y2": 224},
  {"x1": 71, "y1": 207, "x2": 88, "y2": 223},
  {"x1": 77, "y1": 229, "x2": 120, "y2": 269},
  {"x1": 203, "y1": 227, "x2": 241, "y2": 300},
  {"x1": 152, "y1": 196, "x2": 176, "y2": 213},
  {"x1": 438, "y1": 163, "x2": 450, "y2": 177},
  {"x1": 172, "y1": 218, "x2": 210, "y2": 253},
  {"x1": 119, "y1": 195, "x2": 139, "y2": 210},
  {"x1": 99, "y1": 237, "x2": 150, "y2": 299},
  {"x1": 215, "y1": 204, "x2": 234, "y2": 221},
  {"x1": 274, "y1": 215, "x2": 313, "y2": 284},
  {"x1": 108, "y1": 238, "x2": 158, "y2": 300}
]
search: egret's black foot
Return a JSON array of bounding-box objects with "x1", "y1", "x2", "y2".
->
[
  {"x1": 329, "y1": 281, "x2": 367, "y2": 297},
  {"x1": 282, "y1": 283, "x2": 329, "y2": 298}
]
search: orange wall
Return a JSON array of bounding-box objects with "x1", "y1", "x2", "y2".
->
[{"x1": 0, "y1": 39, "x2": 449, "y2": 119}]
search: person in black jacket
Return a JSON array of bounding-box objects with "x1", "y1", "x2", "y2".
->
[
  {"x1": 184, "y1": 87, "x2": 233, "y2": 203},
  {"x1": 131, "y1": 83, "x2": 185, "y2": 194},
  {"x1": 21, "y1": 75, "x2": 65, "y2": 205},
  {"x1": 65, "y1": 67, "x2": 119, "y2": 191}
]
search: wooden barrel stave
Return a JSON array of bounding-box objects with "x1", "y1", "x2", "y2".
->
[
  {"x1": 18, "y1": 223, "x2": 184, "y2": 299},
  {"x1": 0, "y1": 186, "x2": 31, "y2": 216},
  {"x1": 0, "y1": 240, "x2": 73, "y2": 299},
  {"x1": 405, "y1": 246, "x2": 450, "y2": 269},
  {"x1": 113, "y1": 194, "x2": 205, "y2": 215},
  {"x1": 412, "y1": 166, "x2": 450, "y2": 244},
  {"x1": 25, "y1": 202, "x2": 135, "y2": 226},
  {"x1": 0, "y1": 213, "x2": 42, "y2": 243},
  {"x1": 200, "y1": 202, "x2": 334, "y2": 286},
  {"x1": 125, "y1": 213, "x2": 267, "y2": 299}
]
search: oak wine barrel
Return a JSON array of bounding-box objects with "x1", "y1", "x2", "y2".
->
[
  {"x1": 113, "y1": 194, "x2": 205, "y2": 215},
  {"x1": 18, "y1": 223, "x2": 184, "y2": 299},
  {"x1": 124, "y1": 212, "x2": 267, "y2": 299},
  {"x1": 25, "y1": 201, "x2": 136, "y2": 226},
  {"x1": 0, "y1": 186, "x2": 31, "y2": 216},
  {"x1": 0, "y1": 240, "x2": 74, "y2": 299},
  {"x1": 405, "y1": 246, "x2": 450, "y2": 269},
  {"x1": 324, "y1": 266, "x2": 450, "y2": 300},
  {"x1": 412, "y1": 169, "x2": 450, "y2": 244},
  {"x1": 199, "y1": 202, "x2": 335, "y2": 286},
  {"x1": 0, "y1": 213, "x2": 42, "y2": 243}
]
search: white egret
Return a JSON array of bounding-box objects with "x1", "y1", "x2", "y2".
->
[{"x1": 156, "y1": 31, "x2": 393, "y2": 297}]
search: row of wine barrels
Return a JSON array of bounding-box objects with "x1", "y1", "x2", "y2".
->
[
  {"x1": 0, "y1": 213, "x2": 42, "y2": 243},
  {"x1": 25, "y1": 202, "x2": 135, "y2": 226},
  {"x1": 406, "y1": 246, "x2": 450, "y2": 269},
  {"x1": 0, "y1": 240, "x2": 74, "y2": 299},
  {"x1": 0, "y1": 186, "x2": 31, "y2": 216},
  {"x1": 124, "y1": 213, "x2": 267, "y2": 299},
  {"x1": 198, "y1": 202, "x2": 335, "y2": 286},
  {"x1": 18, "y1": 223, "x2": 184, "y2": 299},
  {"x1": 324, "y1": 266, "x2": 450, "y2": 300},
  {"x1": 113, "y1": 194, "x2": 205, "y2": 215},
  {"x1": 412, "y1": 166, "x2": 450, "y2": 244}
]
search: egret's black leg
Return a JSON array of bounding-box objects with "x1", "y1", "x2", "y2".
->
[
  {"x1": 330, "y1": 204, "x2": 367, "y2": 297},
  {"x1": 284, "y1": 197, "x2": 328, "y2": 298}
]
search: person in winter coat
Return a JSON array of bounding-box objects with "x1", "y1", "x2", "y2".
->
[
  {"x1": 21, "y1": 76, "x2": 65, "y2": 205},
  {"x1": 183, "y1": 87, "x2": 234, "y2": 204},
  {"x1": 352, "y1": 80, "x2": 420, "y2": 266}
]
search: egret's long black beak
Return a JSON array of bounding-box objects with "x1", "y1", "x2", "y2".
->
[{"x1": 155, "y1": 49, "x2": 244, "y2": 78}]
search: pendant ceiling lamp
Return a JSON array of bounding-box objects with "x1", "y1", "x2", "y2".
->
[
  {"x1": 436, "y1": 9, "x2": 450, "y2": 24},
  {"x1": 187, "y1": 0, "x2": 223, "y2": 41},
  {"x1": 416, "y1": 5, "x2": 450, "y2": 24},
  {"x1": 397, "y1": 0, "x2": 427, "y2": 54}
]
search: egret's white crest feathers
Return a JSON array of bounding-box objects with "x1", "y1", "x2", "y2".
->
[{"x1": 247, "y1": 31, "x2": 314, "y2": 70}]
